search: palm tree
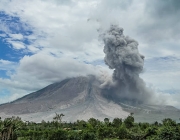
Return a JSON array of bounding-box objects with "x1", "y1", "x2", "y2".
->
[
  {"x1": 53, "y1": 113, "x2": 65, "y2": 123},
  {"x1": 0, "y1": 116, "x2": 23, "y2": 140},
  {"x1": 53, "y1": 113, "x2": 65, "y2": 129}
]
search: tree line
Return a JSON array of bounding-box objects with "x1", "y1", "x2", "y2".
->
[{"x1": 0, "y1": 113, "x2": 180, "y2": 140}]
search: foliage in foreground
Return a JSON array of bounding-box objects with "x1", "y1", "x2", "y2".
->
[{"x1": 0, "y1": 114, "x2": 180, "y2": 140}]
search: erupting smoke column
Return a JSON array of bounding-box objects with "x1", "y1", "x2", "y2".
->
[{"x1": 101, "y1": 25, "x2": 151, "y2": 104}]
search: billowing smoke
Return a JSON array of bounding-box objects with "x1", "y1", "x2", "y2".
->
[{"x1": 100, "y1": 25, "x2": 152, "y2": 104}]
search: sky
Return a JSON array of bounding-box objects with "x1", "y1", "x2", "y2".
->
[{"x1": 0, "y1": 0, "x2": 180, "y2": 108}]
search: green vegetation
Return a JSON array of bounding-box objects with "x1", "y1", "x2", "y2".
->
[{"x1": 1, "y1": 114, "x2": 180, "y2": 140}]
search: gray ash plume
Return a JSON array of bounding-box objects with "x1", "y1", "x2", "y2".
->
[{"x1": 100, "y1": 25, "x2": 152, "y2": 104}]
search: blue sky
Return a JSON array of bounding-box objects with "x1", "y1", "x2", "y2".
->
[{"x1": 0, "y1": 0, "x2": 180, "y2": 108}]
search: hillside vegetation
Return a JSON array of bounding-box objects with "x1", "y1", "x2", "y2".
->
[{"x1": 0, "y1": 113, "x2": 180, "y2": 140}]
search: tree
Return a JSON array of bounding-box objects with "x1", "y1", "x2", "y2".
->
[
  {"x1": 112, "y1": 118, "x2": 122, "y2": 127},
  {"x1": 49, "y1": 129, "x2": 68, "y2": 140},
  {"x1": 162, "y1": 118, "x2": 176, "y2": 126},
  {"x1": 67, "y1": 130, "x2": 81, "y2": 140},
  {"x1": 104, "y1": 118, "x2": 109, "y2": 124},
  {"x1": 87, "y1": 118, "x2": 98, "y2": 128},
  {"x1": 81, "y1": 130, "x2": 97, "y2": 140},
  {"x1": 124, "y1": 114, "x2": 134, "y2": 128},
  {"x1": 116, "y1": 125, "x2": 128, "y2": 139},
  {"x1": 76, "y1": 120, "x2": 87, "y2": 130},
  {"x1": 158, "y1": 126, "x2": 180, "y2": 140}
]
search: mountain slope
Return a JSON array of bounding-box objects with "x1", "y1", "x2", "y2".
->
[
  {"x1": 0, "y1": 76, "x2": 180, "y2": 123},
  {"x1": 0, "y1": 76, "x2": 129, "y2": 122}
]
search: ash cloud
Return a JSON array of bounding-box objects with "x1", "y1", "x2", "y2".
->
[{"x1": 100, "y1": 25, "x2": 152, "y2": 104}]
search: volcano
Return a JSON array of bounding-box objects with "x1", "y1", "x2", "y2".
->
[{"x1": 0, "y1": 76, "x2": 180, "y2": 123}]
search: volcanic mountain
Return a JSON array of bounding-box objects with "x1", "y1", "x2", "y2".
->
[{"x1": 0, "y1": 76, "x2": 180, "y2": 123}]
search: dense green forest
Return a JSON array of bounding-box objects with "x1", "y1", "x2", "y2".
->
[{"x1": 0, "y1": 113, "x2": 180, "y2": 140}]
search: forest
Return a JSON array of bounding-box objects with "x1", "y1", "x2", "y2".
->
[{"x1": 0, "y1": 113, "x2": 180, "y2": 140}]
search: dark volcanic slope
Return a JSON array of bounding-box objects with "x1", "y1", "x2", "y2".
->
[
  {"x1": 0, "y1": 76, "x2": 95, "y2": 114},
  {"x1": 0, "y1": 76, "x2": 180, "y2": 123},
  {"x1": 15, "y1": 78, "x2": 71, "y2": 103},
  {"x1": 0, "y1": 76, "x2": 129, "y2": 122}
]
